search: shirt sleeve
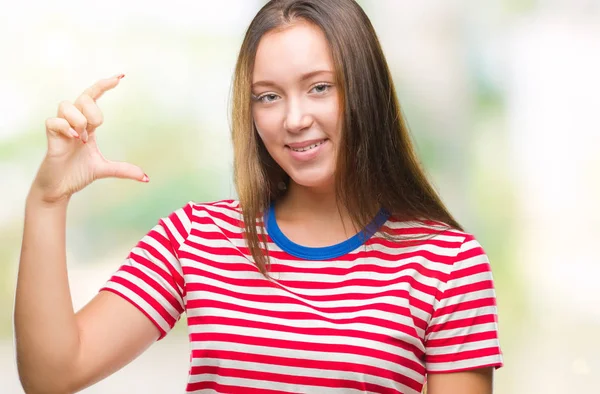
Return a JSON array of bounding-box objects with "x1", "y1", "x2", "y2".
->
[
  {"x1": 424, "y1": 233, "x2": 503, "y2": 373},
  {"x1": 100, "y1": 202, "x2": 194, "y2": 340}
]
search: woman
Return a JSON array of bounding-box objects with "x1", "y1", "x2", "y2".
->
[{"x1": 14, "y1": 0, "x2": 502, "y2": 393}]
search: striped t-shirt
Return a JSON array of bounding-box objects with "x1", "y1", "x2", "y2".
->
[{"x1": 101, "y1": 199, "x2": 503, "y2": 394}]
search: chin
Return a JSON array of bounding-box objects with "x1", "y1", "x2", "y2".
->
[{"x1": 287, "y1": 168, "x2": 335, "y2": 191}]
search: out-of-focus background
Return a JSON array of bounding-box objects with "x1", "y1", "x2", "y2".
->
[{"x1": 1, "y1": 0, "x2": 599, "y2": 392}]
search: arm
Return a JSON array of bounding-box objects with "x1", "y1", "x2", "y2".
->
[
  {"x1": 424, "y1": 234, "x2": 503, "y2": 394},
  {"x1": 426, "y1": 367, "x2": 494, "y2": 394},
  {"x1": 14, "y1": 75, "x2": 159, "y2": 393},
  {"x1": 15, "y1": 194, "x2": 161, "y2": 394}
]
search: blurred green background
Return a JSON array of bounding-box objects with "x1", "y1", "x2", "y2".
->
[{"x1": 1, "y1": 0, "x2": 599, "y2": 393}]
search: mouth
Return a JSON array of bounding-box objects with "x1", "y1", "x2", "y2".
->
[{"x1": 286, "y1": 138, "x2": 328, "y2": 152}]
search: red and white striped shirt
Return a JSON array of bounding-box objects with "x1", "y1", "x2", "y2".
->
[{"x1": 101, "y1": 199, "x2": 503, "y2": 393}]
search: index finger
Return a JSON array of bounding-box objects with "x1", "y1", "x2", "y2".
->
[{"x1": 81, "y1": 74, "x2": 125, "y2": 101}]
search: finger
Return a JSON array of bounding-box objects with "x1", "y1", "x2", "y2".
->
[
  {"x1": 96, "y1": 159, "x2": 148, "y2": 183},
  {"x1": 57, "y1": 100, "x2": 87, "y2": 138},
  {"x1": 74, "y1": 94, "x2": 103, "y2": 135},
  {"x1": 45, "y1": 117, "x2": 80, "y2": 139},
  {"x1": 81, "y1": 74, "x2": 125, "y2": 102}
]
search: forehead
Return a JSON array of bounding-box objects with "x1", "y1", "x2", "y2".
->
[{"x1": 252, "y1": 21, "x2": 335, "y2": 82}]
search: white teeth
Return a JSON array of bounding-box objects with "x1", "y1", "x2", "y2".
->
[{"x1": 291, "y1": 140, "x2": 325, "y2": 152}]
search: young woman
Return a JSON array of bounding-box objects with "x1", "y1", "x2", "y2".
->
[{"x1": 14, "y1": 0, "x2": 503, "y2": 393}]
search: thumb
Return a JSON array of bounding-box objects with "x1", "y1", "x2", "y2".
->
[{"x1": 96, "y1": 160, "x2": 148, "y2": 182}]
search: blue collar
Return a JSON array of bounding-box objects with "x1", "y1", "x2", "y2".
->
[{"x1": 264, "y1": 204, "x2": 390, "y2": 260}]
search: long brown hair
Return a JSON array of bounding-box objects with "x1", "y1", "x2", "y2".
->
[{"x1": 231, "y1": 0, "x2": 462, "y2": 276}]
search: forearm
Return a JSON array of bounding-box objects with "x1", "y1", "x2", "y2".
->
[{"x1": 14, "y1": 190, "x2": 80, "y2": 392}]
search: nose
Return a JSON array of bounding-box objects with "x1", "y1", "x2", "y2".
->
[{"x1": 283, "y1": 98, "x2": 313, "y2": 133}]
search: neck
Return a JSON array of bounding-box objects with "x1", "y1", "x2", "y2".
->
[{"x1": 275, "y1": 180, "x2": 354, "y2": 229}]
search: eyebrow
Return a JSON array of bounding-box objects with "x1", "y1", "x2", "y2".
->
[{"x1": 251, "y1": 70, "x2": 334, "y2": 89}]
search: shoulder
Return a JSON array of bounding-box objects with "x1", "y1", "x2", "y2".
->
[
  {"x1": 168, "y1": 199, "x2": 241, "y2": 218},
  {"x1": 408, "y1": 222, "x2": 494, "y2": 291},
  {"x1": 157, "y1": 199, "x2": 241, "y2": 231},
  {"x1": 166, "y1": 199, "x2": 243, "y2": 230},
  {"x1": 382, "y1": 217, "x2": 490, "y2": 277},
  {"x1": 156, "y1": 199, "x2": 243, "y2": 251},
  {"x1": 186, "y1": 199, "x2": 242, "y2": 219},
  {"x1": 384, "y1": 216, "x2": 481, "y2": 255}
]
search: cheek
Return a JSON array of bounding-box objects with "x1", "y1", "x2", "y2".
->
[
  {"x1": 319, "y1": 101, "x2": 342, "y2": 139},
  {"x1": 253, "y1": 108, "x2": 282, "y2": 144}
]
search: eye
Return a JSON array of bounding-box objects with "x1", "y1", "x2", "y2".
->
[
  {"x1": 253, "y1": 93, "x2": 280, "y2": 104},
  {"x1": 310, "y1": 83, "x2": 332, "y2": 94}
]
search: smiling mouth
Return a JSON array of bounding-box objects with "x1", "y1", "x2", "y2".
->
[{"x1": 287, "y1": 139, "x2": 327, "y2": 152}]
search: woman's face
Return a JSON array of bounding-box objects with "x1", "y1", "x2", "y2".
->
[{"x1": 251, "y1": 21, "x2": 341, "y2": 191}]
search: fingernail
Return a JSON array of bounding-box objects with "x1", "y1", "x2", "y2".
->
[
  {"x1": 117, "y1": 74, "x2": 125, "y2": 80},
  {"x1": 69, "y1": 128, "x2": 80, "y2": 138},
  {"x1": 141, "y1": 174, "x2": 149, "y2": 183},
  {"x1": 82, "y1": 129, "x2": 89, "y2": 143}
]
